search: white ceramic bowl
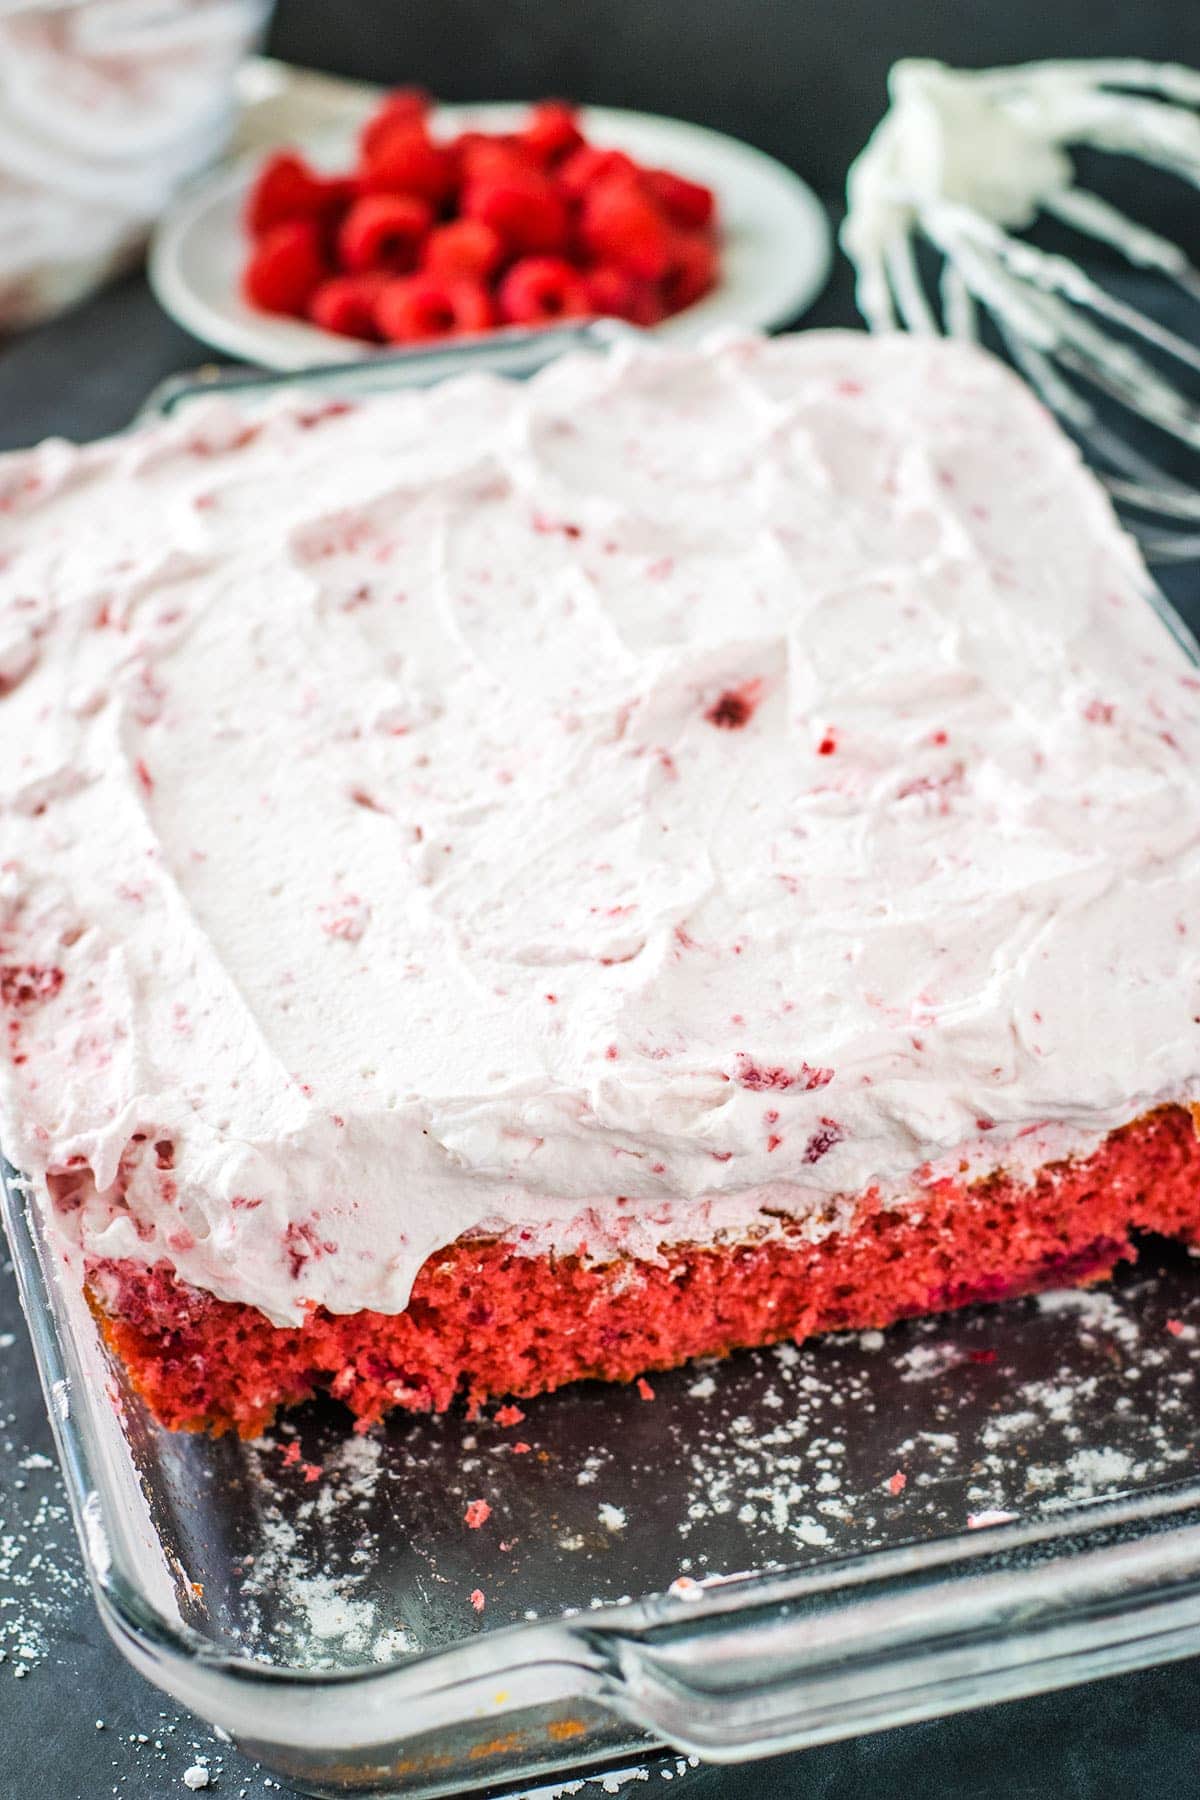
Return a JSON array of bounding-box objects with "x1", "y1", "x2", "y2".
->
[{"x1": 150, "y1": 96, "x2": 832, "y2": 367}]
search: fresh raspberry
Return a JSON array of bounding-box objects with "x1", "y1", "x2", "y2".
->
[
  {"x1": 337, "y1": 193, "x2": 433, "y2": 273},
  {"x1": 450, "y1": 129, "x2": 495, "y2": 162},
  {"x1": 661, "y1": 230, "x2": 719, "y2": 313},
  {"x1": 241, "y1": 98, "x2": 724, "y2": 345},
  {"x1": 498, "y1": 256, "x2": 591, "y2": 324},
  {"x1": 454, "y1": 133, "x2": 536, "y2": 185},
  {"x1": 309, "y1": 177, "x2": 361, "y2": 255},
  {"x1": 241, "y1": 220, "x2": 327, "y2": 316},
  {"x1": 422, "y1": 218, "x2": 504, "y2": 281},
  {"x1": 584, "y1": 263, "x2": 665, "y2": 326},
  {"x1": 376, "y1": 275, "x2": 495, "y2": 342},
  {"x1": 643, "y1": 169, "x2": 716, "y2": 230},
  {"x1": 520, "y1": 100, "x2": 584, "y2": 166},
  {"x1": 308, "y1": 273, "x2": 389, "y2": 340},
  {"x1": 361, "y1": 122, "x2": 457, "y2": 206},
  {"x1": 0, "y1": 964, "x2": 63, "y2": 1008},
  {"x1": 580, "y1": 176, "x2": 673, "y2": 280},
  {"x1": 318, "y1": 175, "x2": 360, "y2": 213},
  {"x1": 359, "y1": 87, "x2": 432, "y2": 162},
  {"x1": 557, "y1": 144, "x2": 637, "y2": 201},
  {"x1": 245, "y1": 152, "x2": 333, "y2": 236},
  {"x1": 463, "y1": 170, "x2": 568, "y2": 255}
]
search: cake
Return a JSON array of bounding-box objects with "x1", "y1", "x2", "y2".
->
[{"x1": 2, "y1": 330, "x2": 1199, "y2": 1437}]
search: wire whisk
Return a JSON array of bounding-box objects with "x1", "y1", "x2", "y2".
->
[{"x1": 842, "y1": 59, "x2": 1200, "y2": 562}]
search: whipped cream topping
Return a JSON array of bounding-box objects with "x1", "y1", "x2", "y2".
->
[
  {"x1": 2, "y1": 331, "x2": 1199, "y2": 1325},
  {"x1": 0, "y1": 0, "x2": 265, "y2": 330},
  {"x1": 843, "y1": 60, "x2": 1074, "y2": 270},
  {"x1": 841, "y1": 59, "x2": 1200, "y2": 328}
]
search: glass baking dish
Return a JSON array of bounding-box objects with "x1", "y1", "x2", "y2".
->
[{"x1": 6, "y1": 325, "x2": 1200, "y2": 1800}]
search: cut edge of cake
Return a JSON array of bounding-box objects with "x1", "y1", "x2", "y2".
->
[{"x1": 87, "y1": 1104, "x2": 1200, "y2": 1437}]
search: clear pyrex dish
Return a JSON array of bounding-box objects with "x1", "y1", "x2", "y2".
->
[{"x1": 6, "y1": 325, "x2": 1200, "y2": 1799}]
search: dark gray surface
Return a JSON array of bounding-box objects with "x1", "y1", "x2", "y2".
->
[
  {"x1": 4, "y1": 3, "x2": 1200, "y2": 1789},
  {"x1": 276, "y1": 0, "x2": 1200, "y2": 240}
]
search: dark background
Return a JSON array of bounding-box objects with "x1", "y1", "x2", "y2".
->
[
  {"x1": 281, "y1": 0, "x2": 1200, "y2": 240},
  {"x1": 3, "y1": 1, "x2": 1200, "y2": 1795}
]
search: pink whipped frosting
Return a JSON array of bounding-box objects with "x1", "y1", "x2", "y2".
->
[{"x1": 1, "y1": 331, "x2": 1198, "y2": 1324}]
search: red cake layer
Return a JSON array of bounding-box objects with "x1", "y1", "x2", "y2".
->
[{"x1": 88, "y1": 1104, "x2": 1200, "y2": 1437}]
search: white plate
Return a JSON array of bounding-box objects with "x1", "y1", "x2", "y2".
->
[{"x1": 149, "y1": 100, "x2": 831, "y2": 369}]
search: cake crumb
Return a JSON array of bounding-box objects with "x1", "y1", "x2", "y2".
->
[
  {"x1": 470, "y1": 1588, "x2": 485, "y2": 1613},
  {"x1": 464, "y1": 1498, "x2": 492, "y2": 1529},
  {"x1": 1065, "y1": 1446, "x2": 1133, "y2": 1490},
  {"x1": 636, "y1": 1377, "x2": 655, "y2": 1402},
  {"x1": 494, "y1": 1403, "x2": 525, "y2": 1427},
  {"x1": 886, "y1": 1470, "x2": 907, "y2": 1495},
  {"x1": 182, "y1": 1764, "x2": 210, "y2": 1791}
]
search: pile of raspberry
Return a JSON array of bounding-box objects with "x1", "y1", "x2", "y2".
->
[{"x1": 241, "y1": 91, "x2": 719, "y2": 343}]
